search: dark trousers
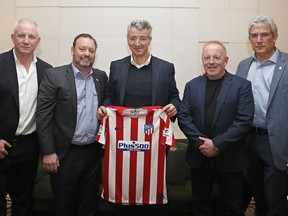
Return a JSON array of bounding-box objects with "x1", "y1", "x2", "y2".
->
[
  {"x1": 190, "y1": 159, "x2": 245, "y2": 216},
  {"x1": 247, "y1": 132, "x2": 288, "y2": 216},
  {"x1": 116, "y1": 204, "x2": 167, "y2": 216},
  {"x1": 0, "y1": 133, "x2": 39, "y2": 216},
  {"x1": 50, "y1": 143, "x2": 101, "y2": 216}
]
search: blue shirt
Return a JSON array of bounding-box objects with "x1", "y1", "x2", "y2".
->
[
  {"x1": 247, "y1": 49, "x2": 279, "y2": 128},
  {"x1": 71, "y1": 64, "x2": 98, "y2": 145}
]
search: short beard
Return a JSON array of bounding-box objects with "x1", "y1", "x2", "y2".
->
[{"x1": 75, "y1": 59, "x2": 93, "y2": 69}]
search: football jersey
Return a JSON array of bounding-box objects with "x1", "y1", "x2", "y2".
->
[{"x1": 96, "y1": 106, "x2": 176, "y2": 205}]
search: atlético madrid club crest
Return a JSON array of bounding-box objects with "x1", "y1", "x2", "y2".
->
[{"x1": 144, "y1": 124, "x2": 154, "y2": 135}]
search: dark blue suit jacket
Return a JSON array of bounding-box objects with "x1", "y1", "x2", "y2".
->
[
  {"x1": 178, "y1": 72, "x2": 254, "y2": 172},
  {"x1": 0, "y1": 49, "x2": 52, "y2": 141},
  {"x1": 103, "y1": 55, "x2": 180, "y2": 117}
]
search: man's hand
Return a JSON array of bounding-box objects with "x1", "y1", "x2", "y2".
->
[
  {"x1": 0, "y1": 139, "x2": 12, "y2": 159},
  {"x1": 43, "y1": 153, "x2": 60, "y2": 173},
  {"x1": 198, "y1": 136, "x2": 220, "y2": 157},
  {"x1": 162, "y1": 104, "x2": 177, "y2": 117},
  {"x1": 97, "y1": 106, "x2": 107, "y2": 119}
]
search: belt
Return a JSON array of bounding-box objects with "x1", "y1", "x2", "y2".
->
[
  {"x1": 252, "y1": 127, "x2": 268, "y2": 135},
  {"x1": 12, "y1": 132, "x2": 36, "y2": 142},
  {"x1": 70, "y1": 143, "x2": 95, "y2": 149}
]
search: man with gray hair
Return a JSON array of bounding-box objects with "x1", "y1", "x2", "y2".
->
[
  {"x1": 97, "y1": 19, "x2": 180, "y2": 216},
  {"x1": 0, "y1": 18, "x2": 52, "y2": 215},
  {"x1": 236, "y1": 15, "x2": 288, "y2": 215}
]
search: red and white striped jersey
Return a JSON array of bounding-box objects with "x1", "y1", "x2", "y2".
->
[{"x1": 96, "y1": 106, "x2": 176, "y2": 205}]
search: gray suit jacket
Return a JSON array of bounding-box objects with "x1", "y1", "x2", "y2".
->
[
  {"x1": 36, "y1": 64, "x2": 108, "y2": 161},
  {"x1": 236, "y1": 50, "x2": 288, "y2": 170}
]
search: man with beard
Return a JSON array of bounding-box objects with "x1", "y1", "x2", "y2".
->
[{"x1": 36, "y1": 33, "x2": 108, "y2": 216}]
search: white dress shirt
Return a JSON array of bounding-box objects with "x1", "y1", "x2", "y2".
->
[{"x1": 14, "y1": 50, "x2": 38, "y2": 135}]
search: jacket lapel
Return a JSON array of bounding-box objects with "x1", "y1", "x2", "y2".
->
[
  {"x1": 3, "y1": 50, "x2": 19, "y2": 108},
  {"x1": 35, "y1": 59, "x2": 44, "y2": 87},
  {"x1": 66, "y1": 65, "x2": 77, "y2": 116},
  {"x1": 239, "y1": 57, "x2": 253, "y2": 79},
  {"x1": 213, "y1": 72, "x2": 232, "y2": 126},
  {"x1": 151, "y1": 56, "x2": 158, "y2": 105},
  {"x1": 119, "y1": 57, "x2": 130, "y2": 105},
  {"x1": 92, "y1": 69, "x2": 101, "y2": 105},
  {"x1": 199, "y1": 76, "x2": 206, "y2": 127},
  {"x1": 267, "y1": 51, "x2": 287, "y2": 108}
]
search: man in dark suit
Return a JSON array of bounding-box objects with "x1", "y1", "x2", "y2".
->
[
  {"x1": 97, "y1": 19, "x2": 180, "y2": 216},
  {"x1": 178, "y1": 41, "x2": 254, "y2": 216},
  {"x1": 0, "y1": 18, "x2": 52, "y2": 215},
  {"x1": 236, "y1": 15, "x2": 288, "y2": 216},
  {"x1": 36, "y1": 33, "x2": 108, "y2": 216}
]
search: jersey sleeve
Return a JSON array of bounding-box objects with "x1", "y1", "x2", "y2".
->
[
  {"x1": 96, "y1": 115, "x2": 107, "y2": 146},
  {"x1": 159, "y1": 112, "x2": 176, "y2": 149}
]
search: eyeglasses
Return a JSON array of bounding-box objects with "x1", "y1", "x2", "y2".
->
[
  {"x1": 249, "y1": 32, "x2": 272, "y2": 40},
  {"x1": 202, "y1": 56, "x2": 223, "y2": 63}
]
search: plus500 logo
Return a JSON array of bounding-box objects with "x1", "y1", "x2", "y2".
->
[{"x1": 117, "y1": 140, "x2": 150, "y2": 152}]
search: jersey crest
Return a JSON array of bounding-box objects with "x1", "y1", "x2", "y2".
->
[{"x1": 144, "y1": 124, "x2": 154, "y2": 135}]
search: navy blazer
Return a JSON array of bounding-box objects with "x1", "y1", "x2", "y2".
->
[
  {"x1": 236, "y1": 50, "x2": 288, "y2": 170},
  {"x1": 36, "y1": 64, "x2": 108, "y2": 161},
  {"x1": 103, "y1": 55, "x2": 180, "y2": 116},
  {"x1": 0, "y1": 49, "x2": 52, "y2": 141},
  {"x1": 178, "y1": 72, "x2": 254, "y2": 172}
]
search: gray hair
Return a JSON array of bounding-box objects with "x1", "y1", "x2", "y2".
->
[
  {"x1": 13, "y1": 17, "x2": 39, "y2": 36},
  {"x1": 248, "y1": 15, "x2": 278, "y2": 36},
  {"x1": 127, "y1": 19, "x2": 152, "y2": 38}
]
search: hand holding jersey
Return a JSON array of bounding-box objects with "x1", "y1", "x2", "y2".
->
[{"x1": 96, "y1": 106, "x2": 176, "y2": 205}]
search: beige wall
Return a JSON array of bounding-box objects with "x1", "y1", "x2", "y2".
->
[
  {"x1": 0, "y1": 0, "x2": 16, "y2": 51},
  {"x1": 0, "y1": 0, "x2": 287, "y2": 138},
  {"x1": 258, "y1": 0, "x2": 288, "y2": 52}
]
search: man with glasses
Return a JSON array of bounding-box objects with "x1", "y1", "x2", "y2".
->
[
  {"x1": 178, "y1": 41, "x2": 254, "y2": 216},
  {"x1": 236, "y1": 15, "x2": 288, "y2": 215}
]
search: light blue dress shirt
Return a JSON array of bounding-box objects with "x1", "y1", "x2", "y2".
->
[
  {"x1": 247, "y1": 49, "x2": 279, "y2": 129},
  {"x1": 71, "y1": 64, "x2": 98, "y2": 145}
]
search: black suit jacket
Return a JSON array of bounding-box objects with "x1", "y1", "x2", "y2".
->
[
  {"x1": 103, "y1": 55, "x2": 180, "y2": 119},
  {"x1": 178, "y1": 72, "x2": 254, "y2": 172},
  {"x1": 36, "y1": 64, "x2": 108, "y2": 161},
  {"x1": 0, "y1": 49, "x2": 52, "y2": 141}
]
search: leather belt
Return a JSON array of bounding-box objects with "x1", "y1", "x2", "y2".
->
[
  {"x1": 70, "y1": 143, "x2": 95, "y2": 149},
  {"x1": 12, "y1": 132, "x2": 36, "y2": 142},
  {"x1": 252, "y1": 127, "x2": 268, "y2": 135}
]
